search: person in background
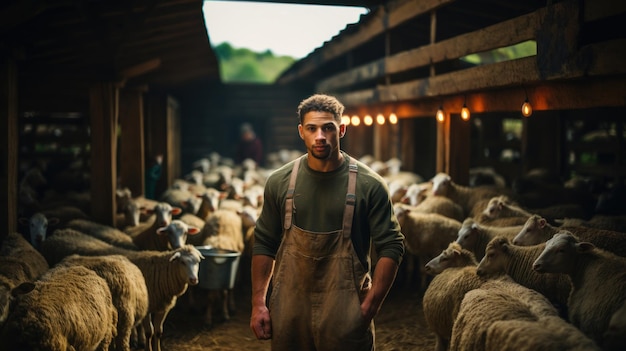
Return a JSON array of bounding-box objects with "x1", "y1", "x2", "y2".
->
[
  {"x1": 235, "y1": 122, "x2": 264, "y2": 166},
  {"x1": 144, "y1": 153, "x2": 162, "y2": 200},
  {"x1": 250, "y1": 94, "x2": 405, "y2": 351}
]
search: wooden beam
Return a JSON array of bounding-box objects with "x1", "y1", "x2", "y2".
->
[
  {"x1": 119, "y1": 89, "x2": 145, "y2": 198},
  {"x1": 0, "y1": 57, "x2": 18, "y2": 238},
  {"x1": 318, "y1": 7, "x2": 541, "y2": 92},
  {"x1": 118, "y1": 58, "x2": 161, "y2": 82},
  {"x1": 583, "y1": 0, "x2": 626, "y2": 21},
  {"x1": 89, "y1": 82, "x2": 118, "y2": 226}
]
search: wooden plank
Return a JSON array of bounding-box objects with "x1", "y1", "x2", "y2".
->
[
  {"x1": 318, "y1": 7, "x2": 540, "y2": 92},
  {"x1": 448, "y1": 112, "x2": 470, "y2": 185},
  {"x1": 119, "y1": 89, "x2": 145, "y2": 197},
  {"x1": 89, "y1": 82, "x2": 118, "y2": 226},
  {"x1": 0, "y1": 57, "x2": 18, "y2": 238},
  {"x1": 118, "y1": 58, "x2": 161, "y2": 81}
]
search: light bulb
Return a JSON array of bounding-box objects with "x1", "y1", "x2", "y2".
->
[
  {"x1": 436, "y1": 107, "x2": 445, "y2": 123},
  {"x1": 461, "y1": 104, "x2": 470, "y2": 121},
  {"x1": 521, "y1": 99, "x2": 532, "y2": 117},
  {"x1": 351, "y1": 115, "x2": 360, "y2": 126},
  {"x1": 341, "y1": 115, "x2": 351, "y2": 125},
  {"x1": 376, "y1": 113, "x2": 385, "y2": 125},
  {"x1": 364, "y1": 114, "x2": 373, "y2": 126},
  {"x1": 389, "y1": 113, "x2": 398, "y2": 124}
]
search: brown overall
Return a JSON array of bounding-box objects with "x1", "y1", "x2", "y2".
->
[{"x1": 269, "y1": 156, "x2": 374, "y2": 351}]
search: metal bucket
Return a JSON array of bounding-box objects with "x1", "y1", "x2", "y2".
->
[{"x1": 196, "y1": 246, "x2": 241, "y2": 290}]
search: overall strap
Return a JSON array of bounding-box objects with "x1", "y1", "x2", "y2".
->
[
  {"x1": 342, "y1": 157, "x2": 358, "y2": 238},
  {"x1": 283, "y1": 156, "x2": 302, "y2": 230}
]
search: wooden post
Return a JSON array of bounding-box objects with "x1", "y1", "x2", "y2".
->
[
  {"x1": 448, "y1": 114, "x2": 471, "y2": 185},
  {"x1": 436, "y1": 110, "x2": 450, "y2": 174},
  {"x1": 89, "y1": 81, "x2": 118, "y2": 225},
  {"x1": 119, "y1": 88, "x2": 145, "y2": 197},
  {"x1": 0, "y1": 57, "x2": 18, "y2": 238}
]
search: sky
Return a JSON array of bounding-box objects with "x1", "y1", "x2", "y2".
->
[{"x1": 203, "y1": 1, "x2": 369, "y2": 59}]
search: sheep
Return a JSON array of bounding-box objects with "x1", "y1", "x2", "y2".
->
[
  {"x1": 431, "y1": 172, "x2": 520, "y2": 218},
  {"x1": 450, "y1": 275, "x2": 598, "y2": 351},
  {"x1": 154, "y1": 219, "x2": 201, "y2": 249},
  {"x1": 160, "y1": 188, "x2": 203, "y2": 215},
  {"x1": 66, "y1": 218, "x2": 140, "y2": 250},
  {"x1": 39, "y1": 230, "x2": 204, "y2": 351},
  {"x1": 397, "y1": 195, "x2": 464, "y2": 223},
  {"x1": 476, "y1": 195, "x2": 532, "y2": 226},
  {"x1": 0, "y1": 265, "x2": 117, "y2": 351},
  {"x1": 604, "y1": 299, "x2": 626, "y2": 351},
  {"x1": 0, "y1": 232, "x2": 49, "y2": 276},
  {"x1": 476, "y1": 236, "x2": 572, "y2": 315},
  {"x1": 186, "y1": 209, "x2": 244, "y2": 328},
  {"x1": 455, "y1": 218, "x2": 523, "y2": 260},
  {"x1": 422, "y1": 242, "x2": 484, "y2": 351},
  {"x1": 126, "y1": 202, "x2": 183, "y2": 251},
  {"x1": 512, "y1": 214, "x2": 626, "y2": 257},
  {"x1": 533, "y1": 231, "x2": 626, "y2": 346},
  {"x1": 116, "y1": 197, "x2": 142, "y2": 229},
  {"x1": 196, "y1": 187, "x2": 224, "y2": 220},
  {"x1": 17, "y1": 212, "x2": 59, "y2": 249},
  {"x1": 57, "y1": 254, "x2": 149, "y2": 351},
  {"x1": 394, "y1": 203, "x2": 462, "y2": 291},
  {"x1": 557, "y1": 214, "x2": 626, "y2": 234},
  {"x1": 400, "y1": 181, "x2": 432, "y2": 206}
]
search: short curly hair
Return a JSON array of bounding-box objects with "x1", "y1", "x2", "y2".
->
[{"x1": 296, "y1": 94, "x2": 344, "y2": 124}]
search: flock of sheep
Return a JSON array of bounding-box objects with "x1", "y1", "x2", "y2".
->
[
  {"x1": 3, "y1": 150, "x2": 626, "y2": 351},
  {"x1": 392, "y1": 170, "x2": 626, "y2": 351}
]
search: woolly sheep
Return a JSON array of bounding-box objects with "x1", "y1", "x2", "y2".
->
[
  {"x1": 450, "y1": 276, "x2": 597, "y2": 351},
  {"x1": 57, "y1": 254, "x2": 149, "y2": 351},
  {"x1": 422, "y1": 242, "x2": 484, "y2": 351},
  {"x1": 476, "y1": 236, "x2": 571, "y2": 314},
  {"x1": 397, "y1": 195, "x2": 464, "y2": 222},
  {"x1": 394, "y1": 203, "x2": 461, "y2": 290},
  {"x1": 431, "y1": 172, "x2": 515, "y2": 217},
  {"x1": 39, "y1": 230, "x2": 203, "y2": 351},
  {"x1": 196, "y1": 187, "x2": 224, "y2": 220},
  {"x1": 127, "y1": 202, "x2": 183, "y2": 251},
  {"x1": 0, "y1": 265, "x2": 117, "y2": 351},
  {"x1": 17, "y1": 212, "x2": 58, "y2": 249},
  {"x1": 533, "y1": 231, "x2": 626, "y2": 345},
  {"x1": 456, "y1": 218, "x2": 523, "y2": 260},
  {"x1": 0, "y1": 232, "x2": 49, "y2": 276},
  {"x1": 401, "y1": 181, "x2": 432, "y2": 206},
  {"x1": 476, "y1": 195, "x2": 532, "y2": 226},
  {"x1": 160, "y1": 188, "x2": 202, "y2": 215},
  {"x1": 512, "y1": 214, "x2": 626, "y2": 257},
  {"x1": 155, "y1": 219, "x2": 201, "y2": 249},
  {"x1": 66, "y1": 218, "x2": 139, "y2": 250}
]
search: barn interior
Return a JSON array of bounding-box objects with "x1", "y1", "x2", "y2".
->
[{"x1": 1, "y1": 0, "x2": 625, "y2": 234}]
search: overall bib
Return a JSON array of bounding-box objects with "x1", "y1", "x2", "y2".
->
[{"x1": 269, "y1": 156, "x2": 374, "y2": 351}]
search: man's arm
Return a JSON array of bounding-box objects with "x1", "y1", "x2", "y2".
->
[
  {"x1": 360, "y1": 256, "x2": 399, "y2": 323},
  {"x1": 250, "y1": 254, "x2": 275, "y2": 340}
]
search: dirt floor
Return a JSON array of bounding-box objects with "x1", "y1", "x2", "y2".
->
[{"x1": 160, "y1": 277, "x2": 436, "y2": 351}]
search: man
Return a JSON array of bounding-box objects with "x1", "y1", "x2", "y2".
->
[
  {"x1": 235, "y1": 122, "x2": 264, "y2": 166},
  {"x1": 250, "y1": 94, "x2": 405, "y2": 351}
]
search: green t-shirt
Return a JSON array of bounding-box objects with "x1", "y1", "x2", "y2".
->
[{"x1": 253, "y1": 152, "x2": 405, "y2": 270}]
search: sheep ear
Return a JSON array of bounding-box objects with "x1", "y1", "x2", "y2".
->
[
  {"x1": 171, "y1": 207, "x2": 182, "y2": 215},
  {"x1": 169, "y1": 252, "x2": 181, "y2": 262},
  {"x1": 577, "y1": 242, "x2": 595, "y2": 253},
  {"x1": 156, "y1": 227, "x2": 168, "y2": 235},
  {"x1": 539, "y1": 218, "x2": 546, "y2": 228},
  {"x1": 187, "y1": 227, "x2": 200, "y2": 235},
  {"x1": 12, "y1": 282, "x2": 36, "y2": 296}
]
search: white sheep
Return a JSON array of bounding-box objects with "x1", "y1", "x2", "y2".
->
[
  {"x1": 0, "y1": 265, "x2": 117, "y2": 351},
  {"x1": 431, "y1": 172, "x2": 514, "y2": 217},
  {"x1": 455, "y1": 218, "x2": 523, "y2": 260},
  {"x1": 450, "y1": 275, "x2": 599, "y2": 351},
  {"x1": 160, "y1": 188, "x2": 202, "y2": 215},
  {"x1": 423, "y1": 242, "x2": 484, "y2": 351},
  {"x1": 476, "y1": 195, "x2": 532, "y2": 226},
  {"x1": 476, "y1": 236, "x2": 572, "y2": 315},
  {"x1": 57, "y1": 254, "x2": 149, "y2": 351},
  {"x1": 397, "y1": 195, "x2": 464, "y2": 222},
  {"x1": 394, "y1": 203, "x2": 461, "y2": 291},
  {"x1": 0, "y1": 232, "x2": 49, "y2": 275},
  {"x1": 17, "y1": 212, "x2": 59, "y2": 249},
  {"x1": 66, "y1": 218, "x2": 139, "y2": 250},
  {"x1": 513, "y1": 214, "x2": 626, "y2": 257},
  {"x1": 126, "y1": 202, "x2": 183, "y2": 251},
  {"x1": 533, "y1": 231, "x2": 626, "y2": 345}
]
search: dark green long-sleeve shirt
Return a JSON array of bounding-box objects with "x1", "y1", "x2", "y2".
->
[{"x1": 253, "y1": 152, "x2": 405, "y2": 270}]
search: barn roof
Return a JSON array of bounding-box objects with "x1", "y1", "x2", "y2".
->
[{"x1": 0, "y1": 0, "x2": 220, "y2": 90}]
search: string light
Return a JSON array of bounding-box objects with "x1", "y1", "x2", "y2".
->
[
  {"x1": 389, "y1": 112, "x2": 398, "y2": 124},
  {"x1": 350, "y1": 115, "x2": 360, "y2": 126},
  {"x1": 363, "y1": 114, "x2": 373, "y2": 126},
  {"x1": 341, "y1": 115, "x2": 351, "y2": 125},
  {"x1": 521, "y1": 87, "x2": 533, "y2": 117},
  {"x1": 376, "y1": 113, "x2": 385, "y2": 125},
  {"x1": 461, "y1": 96, "x2": 470, "y2": 121},
  {"x1": 436, "y1": 106, "x2": 445, "y2": 123}
]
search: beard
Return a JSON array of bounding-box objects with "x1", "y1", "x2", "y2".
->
[{"x1": 309, "y1": 143, "x2": 331, "y2": 160}]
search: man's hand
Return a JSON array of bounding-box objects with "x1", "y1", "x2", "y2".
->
[{"x1": 250, "y1": 304, "x2": 272, "y2": 340}]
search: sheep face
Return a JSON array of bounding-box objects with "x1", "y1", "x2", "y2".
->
[
  {"x1": 152, "y1": 202, "x2": 182, "y2": 227},
  {"x1": 431, "y1": 173, "x2": 451, "y2": 196},
  {"x1": 170, "y1": 247, "x2": 204, "y2": 286},
  {"x1": 513, "y1": 215, "x2": 546, "y2": 246},
  {"x1": 425, "y1": 243, "x2": 462, "y2": 275},
  {"x1": 476, "y1": 237, "x2": 510, "y2": 277},
  {"x1": 157, "y1": 220, "x2": 200, "y2": 249},
  {"x1": 456, "y1": 221, "x2": 479, "y2": 252},
  {"x1": 533, "y1": 231, "x2": 595, "y2": 274}
]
